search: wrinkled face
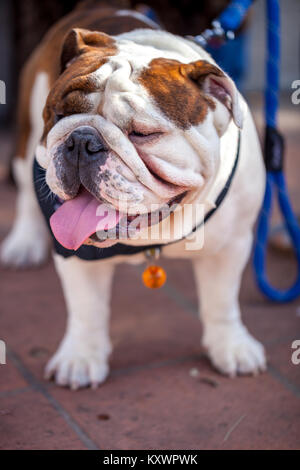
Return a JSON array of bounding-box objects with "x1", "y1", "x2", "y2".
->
[{"x1": 37, "y1": 28, "x2": 243, "y2": 250}]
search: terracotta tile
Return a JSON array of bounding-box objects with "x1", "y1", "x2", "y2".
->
[
  {"x1": 110, "y1": 264, "x2": 202, "y2": 370},
  {"x1": 0, "y1": 390, "x2": 87, "y2": 450},
  {"x1": 1, "y1": 95, "x2": 300, "y2": 451},
  {"x1": 268, "y1": 341, "x2": 300, "y2": 389},
  {"x1": 50, "y1": 360, "x2": 300, "y2": 450},
  {"x1": 0, "y1": 359, "x2": 27, "y2": 394},
  {"x1": 1, "y1": 259, "x2": 203, "y2": 379},
  {"x1": 0, "y1": 261, "x2": 66, "y2": 380}
]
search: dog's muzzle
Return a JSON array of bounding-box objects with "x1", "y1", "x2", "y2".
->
[{"x1": 63, "y1": 126, "x2": 107, "y2": 167}]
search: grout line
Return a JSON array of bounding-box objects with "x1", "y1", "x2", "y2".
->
[
  {"x1": 268, "y1": 364, "x2": 300, "y2": 399},
  {"x1": 134, "y1": 266, "x2": 297, "y2": 349},
  {"x1": 163, "y1": 282, "x2": 199, "y2": 317},
  {"x1": 7, "y1": 348, "x2": 100, "y2": 450},
  {"x1": 4, "y1": 264, "x2": 297, "y2": 447},
  {"x1": 133, "y1": 264, "x2": 199, "y2": 317},
  {"x1": 133, "y1": 263, "x2": 300, "y2": 396}
]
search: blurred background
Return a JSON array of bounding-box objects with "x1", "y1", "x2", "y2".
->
[
  {"x1": 0, "y1": 0, "x2": 299, "y2": 450},
  {"x1": 0, "y1": 0, "x2": 299, "y2": 127}
]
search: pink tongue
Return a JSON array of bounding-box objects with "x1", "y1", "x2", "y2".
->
[{"x1": 50, "y1": 190, "x2": 120, "y2": 250}]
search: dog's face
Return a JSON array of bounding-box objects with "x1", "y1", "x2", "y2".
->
[{"x1": 37, "y1": 29, "x2": 243, "y2": 250}]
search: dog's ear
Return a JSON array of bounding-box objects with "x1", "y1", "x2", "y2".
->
[
  {"x1": 180, "y1": 60, "x2": 243, "y2": 128},
  {"x1": 60, "y1": 28, "x2": 114, "y2": 72}
]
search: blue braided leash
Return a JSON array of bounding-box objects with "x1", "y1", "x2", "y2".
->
[
  {"x1": 253, "y1": 0, "x2": 300, "y2": 302},
  {"x1": 187, "y1": 0, "x2": 300, "y2": 302},
  {"x1": 218, "y1": 0, "x2": 253, "y2": 31}
]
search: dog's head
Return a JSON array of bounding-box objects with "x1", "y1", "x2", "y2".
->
[{"x1": 37, "y1": 28, "x2": 243, "y2": 250}]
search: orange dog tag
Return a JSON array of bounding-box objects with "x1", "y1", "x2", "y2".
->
[
  {"x1": 142, "y1": 248, "x2": 166, "y2": 289},
  {"x1": 142, "y1": 265, "x2": 167, "y2": 289}
]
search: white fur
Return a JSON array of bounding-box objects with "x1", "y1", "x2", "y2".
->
[
  {"x1": 1, "y1": 72, "x2": 50, "y2": 267},
  {"x1": 2, "y1": 30, "x2": 266, "y2": 386},
  {"x1": 46, "y1": 94, "x2": 266, "y2": 388},
  {"x1": 40, "y1": 32, "x2": 245, "y2": 241},
  {"x1": 192, "y1": 233, "x2": 266, "y2": 376},
  {"x1": 45, "y1": 254, "x2": 114, "y2": 389}
]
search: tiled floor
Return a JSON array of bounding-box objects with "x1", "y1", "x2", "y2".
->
[{"x1": 0, "y1": 94, "x2": 299, "y2": 450}]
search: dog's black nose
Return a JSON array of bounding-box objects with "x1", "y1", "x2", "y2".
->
[{"x1": 65, "y1": 126, "x2": 107, "y2": 166}]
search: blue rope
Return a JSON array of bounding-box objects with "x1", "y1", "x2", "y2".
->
[
  {"x1": 253, "y1": 0, "x2": 300, "y2": 302},
  {"x1": 265, "y1": 0, "x2": 280, "y2": 127},
  {"x1": 218, "y1": 0, "x2": 253, "y2": 31},
  {"x1": 254, "y1": 172, "x2": 300, "y2": 302},
  {"x1": 215, "y1": 0, "x2": 300, "y2": 301}
]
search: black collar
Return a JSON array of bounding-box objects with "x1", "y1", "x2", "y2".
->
[{"x1": 33, "y1": 130, "x2": 240, "y2": 260}]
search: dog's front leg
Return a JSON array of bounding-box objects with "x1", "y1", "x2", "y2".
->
[
  {"x1": 193, "y1": 233, "x2": 266, "y2": 377},
  {"x1": 45, "y1": 254, "x2": 114, "y2": 389}
]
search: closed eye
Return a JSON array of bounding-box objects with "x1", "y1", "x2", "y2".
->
[
  {"x1": 130, "y1": 130, "x2": 148, "y2": 137},
  {"x1": 129, "y1": 130, "x2": 163, "y2": 144},
  {"x1": 54, "y1": 113, "x2": 64, "y2": 124}
]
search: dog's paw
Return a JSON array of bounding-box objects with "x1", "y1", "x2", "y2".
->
[
  {"x1": 0, "y1": 224, "x2": 49, "y2": 269},
  {"x1": 45, "y1": 338, "x2": 110, "y2": 390},
  {"x1": 203, "y1": 323, "x2": 266, "y2": 377}
]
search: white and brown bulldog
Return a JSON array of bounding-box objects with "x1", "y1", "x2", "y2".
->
[{"x1": 1, "y1": 1, "x2": 266, "y2": 388}]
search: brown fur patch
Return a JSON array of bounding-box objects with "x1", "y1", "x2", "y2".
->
[
  {"x1": 61, "y1": 29, "x2": 116, "y2": 72},
  {"x1": 139, "y1": 58, "x2": 224, "y2": 129},
  {"x1": 42, "y1": 36, "x2": 116, "y2": 140},
  {"x1": 16, "y1": 5, "x2": 156, "y2": 158}
]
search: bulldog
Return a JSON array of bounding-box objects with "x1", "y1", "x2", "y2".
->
[{"x1": 1, "y1": 1, "x2": 266, "y2": 389}]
